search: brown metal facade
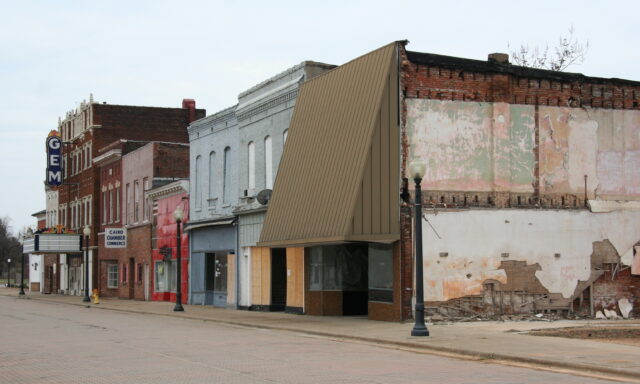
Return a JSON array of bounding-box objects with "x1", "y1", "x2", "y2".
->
[{"x1": 259, "y1": 43, "x2": 400, "y2": 247}]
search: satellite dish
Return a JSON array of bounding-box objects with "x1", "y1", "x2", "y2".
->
[{"x1": 257, "y1": 189, "x2": 272, "y2": 205}]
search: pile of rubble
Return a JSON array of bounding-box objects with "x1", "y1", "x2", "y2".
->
[{"x1": 426, "y1": 297, "x2": 635, "y2": 324}]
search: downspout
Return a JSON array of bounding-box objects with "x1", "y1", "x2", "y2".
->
[
  {"x1": 235, "y1": 217, "x2": 240, "y2": 309},
  {"x1": 396, "y1": 42, "x2": 403, "y2": 321},
  {"x1": 188, "y1": 226, "x2": 193, "y2": 304}
]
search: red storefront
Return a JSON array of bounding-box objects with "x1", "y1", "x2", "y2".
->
[{"x1": 148, "y1": 180, "x2": 189, "y2": 304}]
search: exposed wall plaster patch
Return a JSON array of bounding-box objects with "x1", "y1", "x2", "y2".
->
[{"x1": 422, "y1": 210, "x2": 640, "y2": 301}]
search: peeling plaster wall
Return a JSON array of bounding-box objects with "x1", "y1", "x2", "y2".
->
[
  {"x1": 539, "y1": 107, "x2": 640, "y2": 199},
  {"x1": 407, "y1": 99, "x2": 640, "y2": 200},
  {"x1": 422, "y1": 209, "x2": 640, "y2": 302},
  {"x1": 407, "y1": 99, "x2": 534, "y2": 193}
]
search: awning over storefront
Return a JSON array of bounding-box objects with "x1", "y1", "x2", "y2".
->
[
  {"x1": 258, "y1": 42, "x2": 401, "y2": 248},
  {"x1": 184, "y1": 218, "x2": 236, "y2": 232}
]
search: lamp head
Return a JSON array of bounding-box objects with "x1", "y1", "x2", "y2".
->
[
  {"x1": 173, "y1": 206, "x2": 184, "y2": 222},
  {"x1": 409, "y1": 159, "x2": 426, "y2": 180},
  {"x1": 83, "y1": 225, "x2": 90, "y2": 237}
]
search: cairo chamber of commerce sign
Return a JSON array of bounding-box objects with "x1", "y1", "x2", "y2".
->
[
  {"x1": 46, "y1": 131, "x2": 63, "y2": 186},
  {"x1": 105, "y1": 228, "x2": 127, "y2": 248}
]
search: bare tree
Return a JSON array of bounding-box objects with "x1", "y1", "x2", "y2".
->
[
  {"x1": 0, "y1": 217, "x2": 21, "y2": 284},
  {"x1": 509, "y1": 26, "x2": 589, "y2": 71}
]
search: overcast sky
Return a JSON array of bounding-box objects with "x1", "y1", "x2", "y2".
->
[{"x1": 1, "y1": 0, "x2": 638, "y2": 235}]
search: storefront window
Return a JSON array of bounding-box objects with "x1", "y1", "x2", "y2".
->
[
  {"x1": 309, "y1": 245, "x2": 367, "y2": 291},
  {"x1": 154, "y1": 260, "x2": 177, "y2": 292},
  {"x1": 155, "y1": 261, "x2": 166, "y2": 292},
  {"x1": 214, "y1": 254, "x2": 227, "y2": 293},
  {"x1": 309, "y1": 247, "x2": 322, "y2": 291},
  {"x1": 368, "y1": 244, "x2": 393, "y2": 302}
]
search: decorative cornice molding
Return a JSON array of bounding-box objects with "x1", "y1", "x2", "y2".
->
[
  {"x1": 146, "y1": 180, "x2": 189, "y2": 200},
  {"x1": 237, "y1": 88, "x2": 298, "y2": 122},
  {"x1": 188, "y1": 105, "x2": 237, "y2": 135}
]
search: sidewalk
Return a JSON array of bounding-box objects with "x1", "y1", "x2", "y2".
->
[{"x1": 3, "y1": 288, "x2": 640, "y2": 382}]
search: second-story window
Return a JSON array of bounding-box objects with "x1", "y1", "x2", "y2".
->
[
  {"x1": 80, "y1": 201, "x2": 84, "y2": 227},
  {"x1": 134, "y1": 180, "x2": 140, "y2": 223},
  {"x1": 265, "y1": 136, "x2": 273, "y2": 189},
  {"x1": 143, "y1": 177, "x2": 149, "y2": 221},
  {"x1": 125, "y1": 183, "x2": 130, "y2": 224},
  {"x1": 115, "y1": 187, "x2": 120, "y2": 222},
  {"x1": 223, "y1": 147, "x2": 231, "y2": 204},
  {"x1": 208, "y1": 152, "x2": 216, "y2": 202},
  {"x1": 248, "y1": 142, "x2": 255, "y2": 192},
  {"x1": 195, "y1": 155, "x2": 202, "y2": 209},
  {"x1": 109, "y1": 189, "x2": 114, "y2": 223},
  {"x1": 86, "y1": 198, "x2": 91, "y2": 227},
  {"x1": 102, "y1": 192, "x2": 107, "y2": 224},
  {"x1": 87, "y1": 143, "x2": 92, "y2": 169}
]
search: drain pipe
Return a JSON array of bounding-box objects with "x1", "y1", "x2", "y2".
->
[{"x1": 235, "y1": 218, "x2": 240, "y2": 309}]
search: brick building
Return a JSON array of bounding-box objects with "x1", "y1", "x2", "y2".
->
[
  {"x1": 259, "y1": 41, "x2": 640, "y2": 321},
  {"x1": 42, "y1": 96, "x2": 204, "y2": 297},
  {"x1": 95, "y1": 141, "x2": 190, "y2": 300}
]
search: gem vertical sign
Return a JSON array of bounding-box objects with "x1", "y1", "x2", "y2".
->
[{"x1": 46, "y1": 131, "x2": 63, "y2": 186}]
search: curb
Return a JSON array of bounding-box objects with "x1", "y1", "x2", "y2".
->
[{"x1": 14, "y1": 294, "x2": 640, "y2": 383}]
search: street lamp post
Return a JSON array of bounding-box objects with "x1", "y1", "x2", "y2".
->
[
  {"x1": 19, "y1": 228, "x2": 33, "y2": 295},
  {"x1": 7, "y1": 258, "x2": 11, "y2": 288},
  {"x1": 173, "y1": 206, "x2": 184, "y2": 312},
  {"x1": 82, "y1": 226, "x2": 91, "y2": 303},
  {"x1": 410, "y1": 159, "x2": 429, "y2": 337}
]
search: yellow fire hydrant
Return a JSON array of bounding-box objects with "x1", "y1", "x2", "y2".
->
[{"x1": 92, "y1": 289, "x2": 100, "y2": 304}]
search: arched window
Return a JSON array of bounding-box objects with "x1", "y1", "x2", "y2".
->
[
  {"x1": 248, "y1": 142, "x2": 255, "y2": 191},
  {"x1": 264, "y1": 136, "x2": 272, "y2": 189},
  {"x1": 195, "y1": 155, "x2": 202, "y2": 209},
  {"x1": 223, "y1": 147, "x2": 232, "y2": 204},
  {"x1": 208, "y1": 151, "x2": 216, "y2": 200}
]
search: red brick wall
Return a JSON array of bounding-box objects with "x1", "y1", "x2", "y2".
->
[
  {"x1": 125, "y1": 225, "x2": 151, "y2": 300},
  {"x1": 153, "y1": 143, "x2": 189, "y2": 179},
  {"x1": 401, "y1": 49, "x2": 640, "y2": 109},
  {"x1": 97, "y1": 234, "x2": 126, "y2": 298},
  {"x1": 593, "y1": 269, "x2": 640, "y2": 315},
  {"x1": 91, "y1": 103, "x2": 205, "y2": 151},
  {"x1": 399, "y1": 204, "x2": 413, "y2": 320},
  {"x1": 97, "y1": 224, "x2": 151, "y2": 299}
]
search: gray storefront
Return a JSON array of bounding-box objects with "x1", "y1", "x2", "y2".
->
[{"x1": 188, "y1": 219, "x2": 236, "y2": 307}]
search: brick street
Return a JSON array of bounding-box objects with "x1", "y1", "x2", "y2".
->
[{"x1": 0, "y1": 296, "x2": 621, "y2": 384}]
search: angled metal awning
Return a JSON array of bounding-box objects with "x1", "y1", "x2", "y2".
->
[
  {"x1": 183, "y1": 218, "x2": 236, "y2": 232},
  {"x1": 258, "y1": 42, "x2": 401, "y2": 248}
]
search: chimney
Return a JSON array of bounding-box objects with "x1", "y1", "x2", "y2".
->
[
  {"x1": 182, "y1": 99, "x2": 196, "y2": 123},
  {"x1": 488, "y1": 53, "x2": 509, "y2": 64}
]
